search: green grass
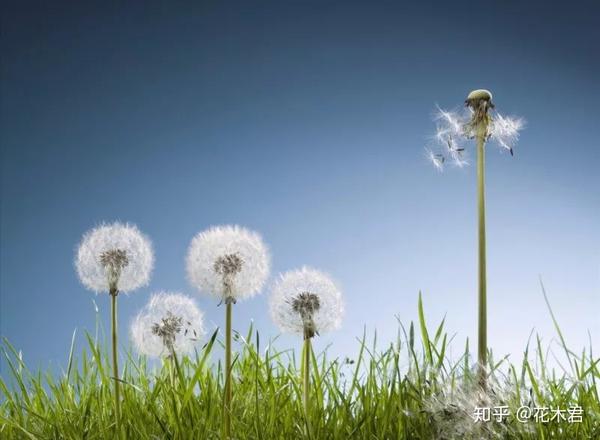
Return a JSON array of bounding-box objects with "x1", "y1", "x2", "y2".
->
[{"x1": 1, "y1": 292, "x2": 599, "y2": 439}]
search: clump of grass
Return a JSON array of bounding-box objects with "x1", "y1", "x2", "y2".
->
[{"x1": 1, "y1": 292, "x2": 598, "y2": 439}]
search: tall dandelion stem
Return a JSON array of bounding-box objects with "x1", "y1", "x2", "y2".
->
[
  {"x1": 75, "y1": 223, "x2": 154, "y2": 437},
  {"x1": 476, "y1": 119, "x2": 488, "y2": 388},
  {"x1": 223, "y1": 300, "x2": 233, "y2": 439},
  {"x1": 110, "y1": 289, "x2": 122, "y2": 433},
  {"x1": 186, "y1": 226, "x2": 271, "y2": 440},
  {"x1": 269, "y1": 268, "x2": 344, "y2": 417},
  {"x1": 427, "y1": 90, "x2": 524, "y2": 389},
  {"x1": 302, "y1": 335, "x2": 311, "y2": 414}
]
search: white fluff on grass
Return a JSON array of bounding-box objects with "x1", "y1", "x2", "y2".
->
[
  {"x1": 75, "y1": 222, "x2": 154, "y2": 293},
  {"x1": 269, "y1": 267, "x2": 344, "y2": 336},
  {"x1": 131, "y1": 292, "x2": 205, "y2": 358},
  {"x1": 185, "y1": 225, "x2": 270, "y2": 302},
  {"x1": 423, "y1": 369, "x2": 530, "y2": 440}
]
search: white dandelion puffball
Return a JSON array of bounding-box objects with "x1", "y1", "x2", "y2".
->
[
  {"x1": 131, "y1": 292, "x2": 205, "y2": 358},
  {"x1": 186, "y1": 225, "x2": 270, "y2": 302},
  {"x1": 269, "y1": 267, "x2": 344, "y2": 337},
  {"x1": 75, "y1": 222, "x2": 154, "y2": 293}
]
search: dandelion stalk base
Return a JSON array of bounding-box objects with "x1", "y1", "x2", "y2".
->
[
  {"x1": 110, "y1": 289, "x2": 122, "y2": 435},
  {"x1": 223, "y1": 300, "x2": 233, "y2": 440},
  {"x1": 303, "y1": 336, "x2": 311, "y2": 415}
]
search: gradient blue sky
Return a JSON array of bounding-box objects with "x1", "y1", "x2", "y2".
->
[{"x1": 1, "y1": 1, "x2": 599, "y2": 375}]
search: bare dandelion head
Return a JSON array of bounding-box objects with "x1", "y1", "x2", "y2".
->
[
  {"x1": 75, "y1": 222, "x2": 154, "y2": 293},
  {"x1": 465, "y1": 88, "x2": 494, "y2": 124},
  {"x1": 186, "y1": 225, "x2": 270, "y2": 303},
  {"x1": 131, "y1": 292, "x2": 205, "y2": 358},
  {"x1": 269, "y1": 267, "x2": 344, "y2": 338}
]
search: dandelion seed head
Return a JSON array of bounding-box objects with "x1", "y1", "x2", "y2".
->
[
  {"x1": 269, "y1": 267, "x2": 344, "y2": 337},
  {"x1": 292, "y1": 292, "x2": 321, "y2": 316},
  {"x1": 426, "y1": 94, "x2": 524, "y2": 169},
  {"x1": 99, "y1": 248, "x2": 129, "y2": 269},
  {"x1": 186, "y1": 225, "x2": 270, "y2": 302},
  {"x1": 99, "y1": 249, "x2": 129, "y2": 290},
  {"x1": 151, "y1": 312, "x2": 183, "y2": 352},
  {"x1": 75, "y1": 222, "x2": 154, "y2": 293},
  {"x1": 131, "y1": 292, "x2": 205, "y2": 358}
]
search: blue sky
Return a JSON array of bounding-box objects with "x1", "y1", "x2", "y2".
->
[{"x1": 1, "y1": 1, "x2": 599, "y2": 375}]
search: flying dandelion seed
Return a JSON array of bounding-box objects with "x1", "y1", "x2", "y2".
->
[
  {"x1": 269, "y1": 267, "x2": 344, "y2": 338},
  {"x1": 76, "y1": 222, "x2": 154, "y2": 293},
  {"x1": 425, "y1": 148, "x2": 445, "y2": 172},
  {"x1": 490, "y1": 113, "x2": 525, "y2": 155},
  {"x1": 131, "y1": 292, "x2": 205, "y2": 358},
  {"x1": 185, "y1": 225, "x2": 270, "y2": 303}
]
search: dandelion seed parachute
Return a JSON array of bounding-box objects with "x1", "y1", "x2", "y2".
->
[
  {"x1": 434, "y1": 106, "x2": 467, "y2": 141},
  {"x1": 75, "y1": 222, "x2": 154, "y2": 293},
  {"x1": 425, "y1": 148, "x2": 445, "y2": 172},
  {"x1": 426, "y1": 105, "x2": 524, "y2": 170},
  {"x1": 430, "y1": 107, "x2": 470, "y2": 169},
  {"x1": 131, "y1": 292, "x2": 205, "y2": 358},
  {"x1": 269, "y1": 267, "x2": 344, "y2": 336},
  {"x1": 489, "y1": 113, "x2": 525, "y2": 153},
  {"x1": 186, "y1": 225, "x2": 270, "y2": 301}
]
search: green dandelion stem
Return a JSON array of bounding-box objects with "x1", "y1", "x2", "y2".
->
[
  {"x1": 110, "y1": 289, "x2": 122, "y2": 435},
  {"x1": 476, "y1": 123, "x2": 488, "y2": 386},
  {"x1": 302, "y1": 335, "x2": 311, "y2": 414},
  {"x1": 223, "y1": 300, "x2": 233, "y2": 439}
]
